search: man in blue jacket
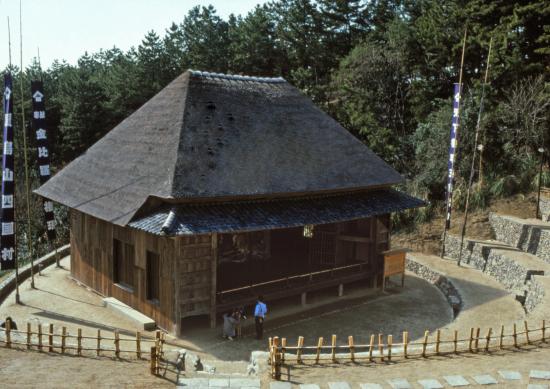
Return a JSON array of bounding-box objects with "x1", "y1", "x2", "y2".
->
[{"x1": 254, "y1": 295, "x2": 267, "y2": 340}]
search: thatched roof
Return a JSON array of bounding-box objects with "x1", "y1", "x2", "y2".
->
[{"x1": 36, "y1": 70, "x2": 404, "y2": 226}]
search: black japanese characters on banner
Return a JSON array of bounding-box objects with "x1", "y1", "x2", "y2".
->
[
  {"x1": 1, "y1": 74, "x2": 16, "y2": 270},
  {"x1": 31, "y1": 81, "x2": 56, "y2": 241}
]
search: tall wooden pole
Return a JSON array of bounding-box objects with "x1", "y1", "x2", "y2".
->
[
  {"x1": 440, "y1": 27, "x2": 468, "y2": 258},
  {"x1": 457, "y1": 38, "x2": 492, "y2": 266},
  {"x1": 19, "y1": 0, "x2": 36, "y2": 288}
]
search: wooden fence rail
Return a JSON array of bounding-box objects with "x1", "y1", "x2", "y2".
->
[
  {"x1": 0, "y1": 318, "x2": 165, "y2": 376},
  {"x1": 269, "y1": 319, "x2": 547, "y2": 380}
]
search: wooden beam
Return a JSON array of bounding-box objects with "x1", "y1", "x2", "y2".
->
[
  {"x1": 337, "y1": 235, "x2": 373, "y2": 243},
  {"x1": 210, "y1": 233, "x2": 218, "y2": 329}
]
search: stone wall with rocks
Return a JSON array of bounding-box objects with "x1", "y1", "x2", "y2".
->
[
  {"x1": 524, "y1": 275, "x2": 545, "y2": 314},
  {"x1": 489, "y1": 213, "x2": 525, "y2": 249},
  {"x1": 406, "y1": 254, "x2": 462, "y2": 316},
  {"x1": 540, "y1": 195, "x2": 550, "y2": 222}
]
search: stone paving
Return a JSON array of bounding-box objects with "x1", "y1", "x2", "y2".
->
[{"x1": 176, "y1": 369, "x2": 550, "y2": 388}]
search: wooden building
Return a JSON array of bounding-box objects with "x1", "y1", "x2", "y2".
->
[{"x1": 36, "y1": 70, "x2": 423, "y2": 335}]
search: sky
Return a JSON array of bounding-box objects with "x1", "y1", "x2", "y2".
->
[{"x1": 0, "y1": 0, "x2": 267, "y2": 69}]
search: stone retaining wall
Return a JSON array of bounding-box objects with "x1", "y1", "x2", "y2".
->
[
  {"x1": 406, "y1": 254, "x2": 462, "y2": 316},
  {"x1": 524, "y1": 275, "x2": 545, "y2": 314},
  {"x1": 540, "y1": 195, "x2": 550, "y2": 222}
]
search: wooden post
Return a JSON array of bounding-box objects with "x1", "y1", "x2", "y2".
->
[
  {"x1": 26, "y1": 322, "x2": 31, "y2": 350},
  {"x1": 500, "y1": 325, "x2": 504, "y2": 350},
  {"x1": 378, "y1": 333, "x2": 384, "y2": 361},
  {"x1": 435, "y1": 329, "x2": 441, "y2": 355},
  {"x1": 301, "y1": 292, "x2": 307, "y2": 307},
  {"x1": 115, "y1": 330, "x2": 120, "y2": 358},
  {"x1": 315, "y1": 337, "x2": 323, "y2": 364},
  {"x1": 422, "y1": 331, "x2": 429, "y2": 357},
  {"x1": 97, "y1": 329, "x2": 101, "y2": 356},
  {"x1": 281, "y1": 338, "x2": 286, "y2": 363},
  {"x1": 474, "y1": 327, "x2": 480, "y2": 352},
  {"x1": 61, "y1": 326, "x2": 66, "y2": 354},
  {"x1": 453, "y1": 330, "x2": 458, "y2": 354},
  {"x1": 368, "y1": 334, "x2": 374, "y2": 361},
  {"x1": 513, "y1": 323, "x2": 518, "y2": 348},
  {"x1": 485, "y1": 328, "x2": 492, "y2": 352},
  {"x1": 331, "y1": 334, "x2": 337, "y2": 362},
  {"x1": 77, "y1": 328, "x2": 82, "y2": 356},
  {"x1": 338, "y1": 284, "x2": 344, "y2": 297},
  {"x1": 348, "y1": 336, "x2": 355, "y2": 362},
  {"x1": 543, "y1": 320, "x2": 546, "y2": 343},
  {"x1": 5, "y1": 319, "x2": 11, "y2": 348},
  {"x1": 210, "y1": 232, "x2": 218, "y2": 329},
  {"x1": 38, "y1": 324, "x2": 43, "y2": 351},
  {"x1": 524, "y1": 321, "x2": 530, "y2": 344},
  {"x1": 403, "y1": 331, "x2": 408, "y2": 358},
  {"x1": 150, "y1": 346, "x2": 157, "y2": 375},
  {"x1": 48, "y1": 323, "x2": 53, "y2": 352},
  {"x1": 136, "y1": 331, "x2": 141, "y2": 359},
  {"x1": 296, "y1": 336, "x2": 304, "y2": 364},
  {"x1": 468, "y1": 328, "x2": 474, "y2": 352},
  {"x1": 272, "y1": 337, "x2": 281, "y2": 380},
  {"x1": 387, "y1": 335, "x2": 392, "y2": 361}
]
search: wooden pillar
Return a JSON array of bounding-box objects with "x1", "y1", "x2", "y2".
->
[
  {"x1": 301, "y1": 292, "x2": 307, "y2": 307},
  {"x1": 210, "y1": 233, "x2": 218, "y2": 329},
  {"x1": 338, "y1": 284, "x2": 344, "y2": 297}
]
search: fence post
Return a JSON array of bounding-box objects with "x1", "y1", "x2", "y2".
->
[
  {"x1": 468, "y1": 328, "x2": 474, "y2": 352},
  {"x1": 500, "y1": 325, "x2": 504, "y2": 350},
  {"x1": 524, "y1": 321, "x2": 530, "y2": 345},
  {"x1": 61, "y1": 326, "x2": 66, "y2": 354},
  {"x1": 378, "y1": 333, "x2": 384, "y2": 361},
  {"x1": 435, "y1": 329, "x2": 441, "y2": 355},
  {"x1": 387, "y1": 335, "x2": 392, "y2": 361},
  {"x1": 97, "y1": 329, "x2": 101, "y2": 356},
  {"x1": 49, "y1": 323, "x2": 53, "y2": 352},
  {"x1": 422, "y1": 331, "x2": 429, "y2": 357},
  {"x1": 26, "y1": 322, "x2": 31, "y2": 350},
  {"x1": 331, "y1": 334, "x2": 337, "y2": 362},
  {"x1": 38, "y1": 324, "x2": 43, "y2": 351},
  {"x1": 281, "y1": 338, "x2": 286, "y2": 363},
  {"x1": 348, "y1": 336, "x2": 355, "y2": 362},
  {"x1": 453, "y1": 330, "x2": 458, "y2": 354},
  {"x1": 272, "y1": 336, "x2": 281, "y2": 380},
  {"x1": 115, "y1": 330, "x2": 120, "y2": 358},
  {"x1": 136, "y1": 331, "x2": 141, "y2": 359},
  {"x1": 268, "y1": 337, "x2": 273, "y2": 365},
  {"x1": 77, "y1": 328, "x2": 82, "y2": 356},
  {"x1": 543, "y1": 320, "x2": 546, "y2": 343},
  {"x1": 474, "y1": 328, "x2": 480, "y2": 352},
  {"x1": 403, "y1": 331, "x2": 408, "y2": 358},
  {"x1": 368, "y1": 334, "x2": 374, "y2": 362},
  {"x1": 485, "y1": 328, "x2": 492, "y2": 352},
  {"x1": 513, "y1": 323, "x2": 518, "y2": 348},
  {"x1": 315, "y1": 337, "x2": 323, "y2": 364},
  {"x1": 297, "y1": 336, "x2": 304, "y2": 364},
  {"x1": 5, "y1": 319, "x2": 11, "y2": 348},
  {"x1": 150, "y1": 346, "x2": 157, "y2": 375}
]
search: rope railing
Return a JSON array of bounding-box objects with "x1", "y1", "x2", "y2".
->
[{"x1": 268, "y1": 319, "x2": 547, "y2": 380}]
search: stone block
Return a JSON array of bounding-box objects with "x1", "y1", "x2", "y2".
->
[
  {"x1": 531, "y1": 370, "x2": 550, "y2": 380},
  {"x1": 472, "y1": 375, "x2": 497, "y2": 385},
  {"x1": 418, "y1": 379, "x2": 444, "y2": 389},
  {"x1": 498, "y1": 370, "x2": 521, "y2": 380},
  {"x1": 328, "y1": 382, "x2": 351, "y2": 389},
  {"x1": 443, "y1": 375, "x2": 470, "y2": 387},
  {"x1": 387, "y1": 378, "x2": 412, "y2": 389}
]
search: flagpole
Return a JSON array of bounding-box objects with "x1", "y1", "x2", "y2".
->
[
  {"x1": 440, "y1": 27, "x2": 467, "y2": 259},
  {"x1": 19, "y1": 0, "x2": 36, "y2": 288},
  {"x1": 457, "y1": 37, "x2": 493, "y2": 266},
  {"x1": 6, "y1": 17, "x2": 21, "y2": 304}
]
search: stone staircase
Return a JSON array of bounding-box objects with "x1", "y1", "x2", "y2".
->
[{"x1": 445, "y1": 212, "x2": 550, "y2": 313}]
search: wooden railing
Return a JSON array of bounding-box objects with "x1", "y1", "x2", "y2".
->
[{"x1": 268, "y1": 319, "x2": 548, "y2": 380}]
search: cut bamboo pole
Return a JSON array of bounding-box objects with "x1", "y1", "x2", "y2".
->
[
  {"x1": 115, "y1": 330, "x2": 120, "y2": 358},
  {"x1": 281, "y1": 338, "x2": 286, "y2": 363},
  {"x1": 378, "y1": 333, "x2": 384, "y2": 361},
  {"x1": 485, "y1": 328, "x2": 492, "y2": 352},
  {"x1": 150, "y1": 346, "x2": 156, "y2": 375},
  {"x1": 513, "y1": 323, "x2": 518, "y2": 348},
  {"x1": 38, "y1": 324, "x2": 42, "y2": 351},
  {"x1": 368, "y1": 334, "x2": 374, "y2": 362},
  {"x1": 296, "y1": 336, "x2": 304, "y2": 364},
  {"x1": 524, "y1": 321, "x2": 530, "y2": 344},
  {"x1": 97, "y1": 329, "x2": 101, "y2": 356},
  {"x1": 422, "y1": 331, "x2": 429, "y2": 357},
  {"x1": 315, "y1": 337, "x2": 323, "y2": 364},
  {"x1": 387, "y1": 335, "x2": 392, "y2": 361},
  {"x1": 403, "y1": 331, "x2": 408, "y2": 358},
  {"x1": 26, "y1": 322, "x2": 31, "y2": 350},
  {"x1": 331, "y1": 334, "x2": 337, "y2": 362},
  {"x1": 499, "y1": 325, "x2": 504, "y2": 349},
  {"x1": 543, "y1": 320, "x2": 546, "y2": 343},
  {"x1": 6, "y1": 319, "x2": 11, "y2": 348},
  {"x1": 61, "y1": 326, "x2": 66, "y2": 354},
  {"x1": 271, "y1": 337, "x2": 281, "y2": 380},
  {"x1": 453, "y1": 330, "x2": 458, "y2": 354},
  {"x1": 77, "y1": 328, "x2": 82, "y2": 356},
  {"x1": 469, "y1": 328, "x2": 474, "y2": 352},
  {"x1": 435, "y1": 329, "x2": 441, "y2": 355},
  {"x1": 48, "y1": 323, "x2": 53, "y2": 352},
  {"x1": 474, "y1": 327, "x2": 480, "y2": 351},
  {"x1": 348, "y1": 336, "x2": 355, "y2": 362},
  {"x1": 136, "y1": 331, "x2": 141, "y2": 359}
]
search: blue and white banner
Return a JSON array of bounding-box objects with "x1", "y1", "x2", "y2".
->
[
  {"x1": 31, "y1": 81, "x2": 56, "y2": 241},
  {"x1": 444, "y1": 83, "x2": 462, "y2": 229},
  {"x1": 1, "y1": 73, "x2": 16, "y2": 270}
]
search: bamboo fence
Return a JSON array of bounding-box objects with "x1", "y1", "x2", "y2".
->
[
  {"x1": 0, "y1": 318, "x2": 166, "y2": 375},
  {"x1": 269, "y1": 319, "x2": 548, "y2": 380}
]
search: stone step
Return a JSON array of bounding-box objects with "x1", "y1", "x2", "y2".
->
[
  {"x1": 102, "y1": 297, "x2": 156, "y2": 330},
  {"x1": 489, "y1": 213, "x2": 550, "y2": 264}
]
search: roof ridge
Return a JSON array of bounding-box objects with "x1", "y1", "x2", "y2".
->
[{"x1": 189, "y1": 69, "x2": 286, "y2": 84}]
